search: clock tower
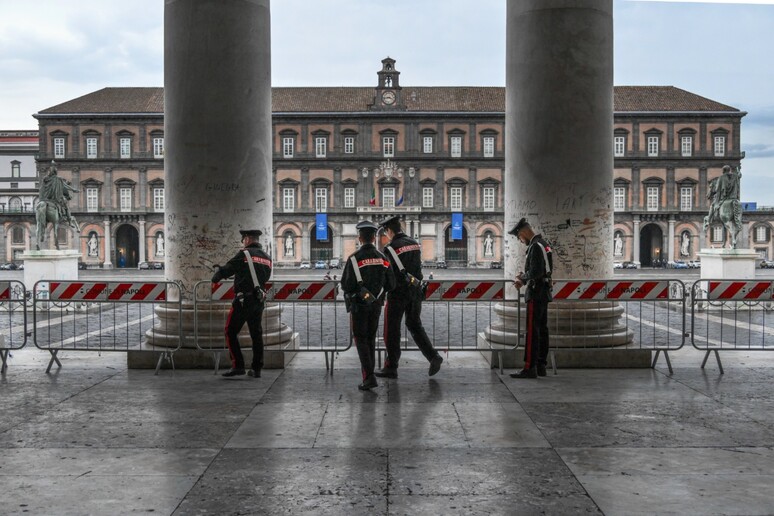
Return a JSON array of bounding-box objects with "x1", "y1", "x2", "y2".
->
[{"x1": 373, "y1": 57, "x2": 403, "y2": 110}]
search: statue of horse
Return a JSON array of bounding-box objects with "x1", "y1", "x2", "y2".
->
[
  {"x1": 35, "y1": 200, "x2": 79, "y2": 250},
  {"x1": 703, "y1": 198, "x2": 742, "y2": 249}
]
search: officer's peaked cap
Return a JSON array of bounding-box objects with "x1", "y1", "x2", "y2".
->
[
  {"x1": 508, "y1": 218, "x2": 530, "y2": 236},
  {"x1": 356, "y1": 220, "x2": 378, "y2": 232},
  {"x1": 239, "y1": 229, "x2": 262, "y2": 238},
  {"x1": 378, "y1": 215, "x2": 401, "y2": 229}
]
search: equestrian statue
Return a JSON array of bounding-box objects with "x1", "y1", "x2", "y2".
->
[
  {"x1": 703, "y1": 165, "x2": 742, "y2": 249},
  {"x1": 36, "y1": 161, "x2": 80, "y2": 250}
]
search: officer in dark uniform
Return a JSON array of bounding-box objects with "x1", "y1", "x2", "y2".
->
[
  {"x1": 341, "y1": 220, "x2": 396, "y2": 390},
  {"x1": 509, "y1": 218, "x2": 553, "y2": 379},
  {"x1": 211, "y1": 229, "x2": 272, "y2": 378},
  {"x1": 376, "y1": 215, "x2": 443, "y2": 378}
]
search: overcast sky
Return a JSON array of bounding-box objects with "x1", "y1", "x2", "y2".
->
[{"x1": 1, "y1": 0, "x2": 772, "y2": 203}]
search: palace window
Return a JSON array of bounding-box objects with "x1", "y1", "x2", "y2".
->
[
  {"x1": 614, "y1": 186, "x2": 626, "y2": 211},
  {"x1": 714, "y1": 136, "x2": 726, "y2": 157},
  {"x1": 315, "y1": 137, "x2": 327, "y2": 158},
  {"x1": 450, "y1": 136, "x2": 462, "y2": 158},
  {"x1": 54, "y1": 137, "x2": 65, "y2": 159},
  {"x1": 483, "y1": 136, "x2": 495, "y2": 158},
  {"x1": 282, "y1": 137, "x2": 294, "y2": 158},
  {"x1": 153, "y1": 187, "x2": 165, "y2": 211},
  {"x1": 755, "y1": 225, "x2": 769, "y2": 243},
  {"x1": 120, "y1": 187, "x2": 132, "y2": 212},
  {"x1": 152, "y1": 137, "x2": 164, "y2": 158},
  {"x1": 11, "y1": 161, "x2": 20, "y2": 177},
  {"x1": 483, "y1": 187, "x2": 495, "y2": 211},
  {"x1": 450, "y1": 186, "x2": 463, "y2": 211},
  {"x1": 680, "y1": 186, "x2": 693, "y2": 211},
  {"x1": 614, "y1": 136, "x2": 625, "y2": 157},
  {"x1": 120, "y1": 137, "x2": 131, "y2": 159},
  {"x1": 344, "y1": 136, "x2": 355, "y2": 154},
  {"x1": 646, "y1": 186, "x2": 659, "y2": 211},
  {"x1": 382, "y1": 187, "x2": 395, "y2": 208},
  {"x1": 282, "y1": 188, "x2": 295, "y2": 212},
  {"x1": 344, "y1": 187, "x2": 355, "y2": 208},
  {"x1": 86, "y1": 137, "x2": 98, "y2": 159},
  {"x1": 647, "y1": 136, "x2": 659, "y2": 157},
  {"x1": 11, "y1": 226, "x2": 24, "y2": 245},
  {"x1": 681, "y1": 136, "x2": 693, "y2": 157},
  {"x1": 9, "y1": 197, "x2": 22, "y2": 212},
  {"x1": 87, "y1": 187, "x2": 99, "y2": 212},
  {"x1": 315, "y1": 187, "x2": 327, "y2": 212},
  {"x1": 423, "y1": 136, "x2": 433, "y2": 154},
  {"x1": 712, "y1": 226, "x2": 724, "y2": 243},
  {"x1": 423, "y1": 187, "x2": 434, "y2": 208},
  {"x1": 383, "y1": 136, "x2": 395, "y2": 158}
]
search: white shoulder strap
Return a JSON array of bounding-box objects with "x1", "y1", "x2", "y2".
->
[
  {"x1": 349, "y1": 255, "x2": 364, "y2": 283},
  {"x1": 386, "y1": 246, "x2": 405, "y2": 272},
  {"x1": 243, "y1": 250, "x2": 260, "y2": 288},
  {"x1": 535, "y1": 242, "x2": 551, "y2": 275}
]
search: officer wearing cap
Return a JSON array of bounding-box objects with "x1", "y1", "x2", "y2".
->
[
  {"x1": 211, "y1": 229, "x2": 272, "y2": 378},
  {"x1": 376, "y1": 215, "x2": 443, "y2": 379},
  {"x1": 341, "y1": 220, "x2": 396, "y2": 390},
  {"x1": 509, "y1": 218, "x2": 553, "y2": 378}
]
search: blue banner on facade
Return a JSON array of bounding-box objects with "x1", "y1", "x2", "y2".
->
[
  {"x1": 316, "y1": 214, "x2": 328, "y2": 240},
  {"x1": 451, "y1": 213, "x2": 463, "y2": 240}
]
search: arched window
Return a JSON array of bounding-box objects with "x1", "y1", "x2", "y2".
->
[{"x1": 9, "y1": 197, "x2": 22, "y2": 212}]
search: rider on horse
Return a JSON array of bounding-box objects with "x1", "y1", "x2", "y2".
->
[{"x1": 39, "y1": 163, "x2": 79, "y2": 230}]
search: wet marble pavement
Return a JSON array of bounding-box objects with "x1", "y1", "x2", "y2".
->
[{"x1": 1, "y1": 346, "x2": 774, "y2": 515}]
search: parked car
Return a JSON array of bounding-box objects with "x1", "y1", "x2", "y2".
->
[
  {"x1": 672, "y1": 260, "x2": 689, "y2": 269},
  {"x1": 688, "y1": 260, "x2": 701, "y2": 269},
  {"x1": 622, "y1": 261, "x2": 638, "y2": 269},
  {"x1": 0, "y1": 262, "x2": 18, "y2": 270},
  {"x1": 17, "y1": 263, "x2": 24, "y2": 270},
  {"x1": 78, "y1": 262, "x2": 88, "y2": 270},
  {"x1": 435, "y1": 260, "x2": 448, "y2": 269},
  {"x1": 152, "y1": 262, "x2": 164, "y2": 270},
  {"x1": 138, "y1": 262, "x2": 151, "y2": 270},
  {"x1": 613, "y1": 262, "x2": 624, "y2": 269},
  {"x1": 299, "y1": 261, "x2": 311, "y2": 269},
  {"x1": 314, "y1": 260, "x2": 327, "y2": 269},
  {"x1": 760, "y1": 259, "x2": 774, "y2": 269},
  {"x1": 490, "y1": 261, "x2": 502, "y2": 269},
  {"x1": 328, "y1": 258, "x2": 341, "y2": 269}
]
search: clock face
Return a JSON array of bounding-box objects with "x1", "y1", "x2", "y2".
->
[{"x1": 382, "y1": 90, "x2": 396, "y2": 105}]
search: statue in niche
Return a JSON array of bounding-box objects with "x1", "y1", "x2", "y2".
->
[
  {"x1": 87, "y1": 233, "x2": 99, "y2": 257},
  {"x1": 285, "y1": 233, "x2": 294, "y2": 256},
  {"x1": 483, "y1": 233, "x2": 494, "y2": 257},
  {"x1": 156, "y1": 233, "x2": 165, "y2": 256},
  {"x1": 614, "y1": 233, "x2": 623, "y2": 257},
  {"x1": 680, "y1": 231, "x2": 691, "y2": 257}
]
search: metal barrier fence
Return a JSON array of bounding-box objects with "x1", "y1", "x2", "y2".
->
[
  {"x1": 691, "y1": 279, "x2": 774, "y2": 374},
  {"x1": 193, "y1": 280, "x2": 349, "y2": 374},
  {"x1": 548, "y1": 279, "x2": 688, "y2": 374},
  {"x1": 375, "y1": 280, "x2": 514, "y2": 372},
  {"x1": 0, "y1": 280, "x2": 28, "y2": 372},
  {"x1": 33, "y1": 280, "x2": 183, "y2": 374}
]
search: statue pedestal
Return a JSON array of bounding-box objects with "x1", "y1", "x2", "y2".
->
[
  {"x1": 698, "y1": 248, "x2": 758, "y2": 279},
  {"x1": 20, "y1": 249, "x2": 80, "y2": 291}
]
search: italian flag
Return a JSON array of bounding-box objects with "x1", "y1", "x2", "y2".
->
[{"x1": 369, "y1": 187, "x2": 376, "y2": 206}]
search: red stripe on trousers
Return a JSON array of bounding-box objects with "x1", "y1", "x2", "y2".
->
[
  {"x1": 525, "y1": 301, "x2": 534, "y2": 369},
  {"x1": 383, "y1": 301, "x2": 390, "y2": 368},
  {"x1": 224, "y1": 305, "x2": 237, "y2": 368}
]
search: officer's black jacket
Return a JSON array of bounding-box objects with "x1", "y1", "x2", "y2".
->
[
  {"x1": 341, "y1": 243, "x2": 396, "y2": 303},
  {"x1": 211, "y1": 243, "x2": 272, "y2": 295},
  {"x1": 384, "y1": 232, "x2": 423, "y2": 297},
  {"x1": 520, "y1": 234, "x2": 553, "y2": 303}
]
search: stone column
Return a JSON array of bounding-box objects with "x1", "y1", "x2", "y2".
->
[
  {"x1": 633, "y1": 217, "x2": 641, "y2": 263},
  {"x1": 138, "y1": 217, "x2": 146, "y2": 264},
  {"x1": 485, "y1": 0, "x2": 635, "y2": 364},
  {"x1": 103, "y1": 219, "x2": 113, "y2": 268},
  {"x1": 668, "y1": 216, "x2": 676, "y2": 263},
  {"x1": 143, "y1": 0, "x2": 293, "y2": 364},
  {"x1": 435, "y1": 222, "x2": 445, "y2": 261}
]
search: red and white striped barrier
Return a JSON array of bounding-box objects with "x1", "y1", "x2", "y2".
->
[
  {"x1": 424, "y1": 281, "x2": 504, "y2": 301},
  {"x1": 48, "y1": 281, "x2": 167, "y2": 302},
  {"x1": 552, "y1": 280, "x2": 671, "y2": 300},
  {"x1": 707, "y1": 280, "x2": 774, "y2": 300},
  {"x1": 0, "y1": 281, "x2": 11, "y2": 300},
  {"x1": 209, "y1": 281, "x2": 338, "y2": 301}
]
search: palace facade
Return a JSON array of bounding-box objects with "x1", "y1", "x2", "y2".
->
[{"x1": 2, "y1": 58, "x2": 771, "y2": 268}]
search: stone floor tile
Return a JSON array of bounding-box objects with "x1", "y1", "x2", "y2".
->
[
  {"x1": 454, "y1": 402, "x2": 550, "y2": 448},
  {"x1": 225, "y1": 402, "x2": 328, "y2": 448},
  {"x1": 387, "y1": 379, "x2": 516, "y2": 403},
  {"x1": 388, "y1": 494, "x2": 601, "y2": 516},
  {"x1": 259, "y1": 369, "x2": 390, "y2": 403},
  {"x1": 174, "y1": 494, "x2": 387, "y2": 516}
]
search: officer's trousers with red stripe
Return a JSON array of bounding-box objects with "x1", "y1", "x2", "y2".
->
[
  {"x1": 224, "y1": 298, "x2": 264, "y2": 371},
  {"x1": 383, "y1": 293, "x2": 437, "y2": 369},
  {"x1": 351, "y1": 303, "x2": 382, "y2": 380},
  {"x1": 523, "y1": 299, "x2": 549, "y2": 370}
]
